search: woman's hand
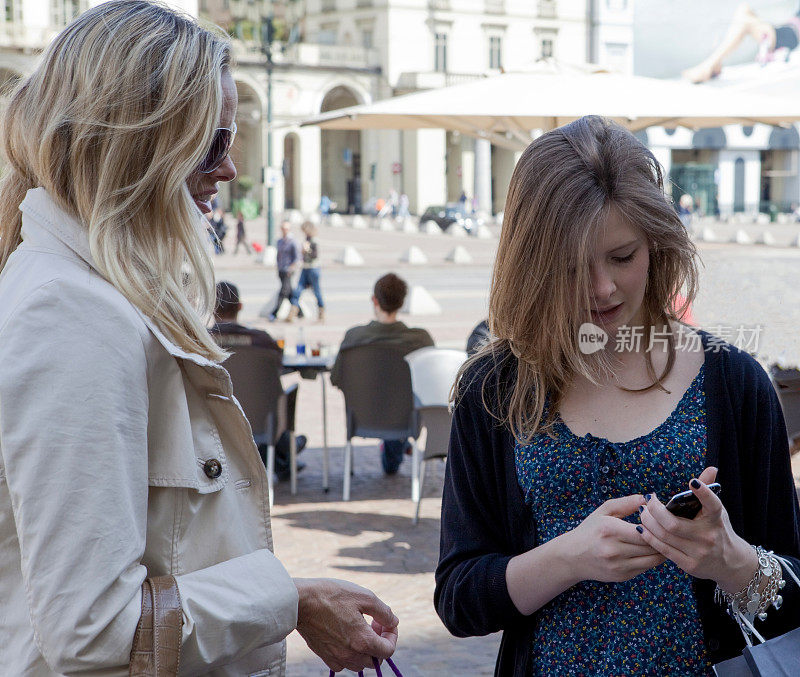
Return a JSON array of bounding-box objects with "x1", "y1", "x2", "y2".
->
[
  {"x1": 506, "y1": 493, "x2": 665, "y2": 616},
  {"x1": 638, "y1": 467, "x2": 758, "y2": 593},
  {"x1": 566, "y1": 494, "x2": 667, "y2": 583},
  {"x1": 294, "y1": 578, "x2": 399, "y2": 673}
]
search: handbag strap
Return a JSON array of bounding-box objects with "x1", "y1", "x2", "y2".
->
[
  {"x1": 730, "y1": 555, "x2": 800, "y2": 647},
  {"x1": 328, "y1": 657, "x2": 403, "y2": 677},
  {"x1": 130, "y1": 576, "x2": 183, "y2": 676}
]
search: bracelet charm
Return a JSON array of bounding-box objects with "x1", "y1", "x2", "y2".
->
[{"x1": 714, "y1": 545, "x2": 785, "y2": 624}]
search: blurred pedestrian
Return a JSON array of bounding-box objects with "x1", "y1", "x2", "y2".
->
[
  {"x1": 233, "y1": 209, "x2": 252, "y2": 254},
  {"x1": 0, "y1": 2, "x2": 398, "y2": 674},
  {"x1": 678, "y1": 193, "x2": 694, "y2": 233},
  {"x1": 319, "y1": 193, "x2": 332, "y2": 224},
  {"x1": 398, "y1": 193, "x2": 410, "y2": 219},
  {"x1": 269, "y1": 220, "x2": 301, "y2": 321},
  {"x1": 288, "y1": 221, "x2": 325, "y2": 322},
  {"x1": 209, "y1": 206, "x2": 226, "y2": 253}
]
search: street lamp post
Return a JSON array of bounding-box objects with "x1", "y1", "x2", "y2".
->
[{"x1": 262, "y1": 15, "x2": 275, "y2": 248}]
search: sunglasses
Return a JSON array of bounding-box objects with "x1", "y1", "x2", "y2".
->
[{"x1": 197, "y1": 120, "x2": 237, "y2": 174}]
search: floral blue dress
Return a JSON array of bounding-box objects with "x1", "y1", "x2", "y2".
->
[{"x1": 515, "y1": 365, "x2": 713, "y2": 676}]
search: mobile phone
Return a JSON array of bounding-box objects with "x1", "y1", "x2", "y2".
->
[{"x1": 664, "y1": 482, "x2": 721, "y2": 519}]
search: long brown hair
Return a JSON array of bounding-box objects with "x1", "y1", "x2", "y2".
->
[{"x1": 455, "y1": 116, "x2": 698, "y2": 443}]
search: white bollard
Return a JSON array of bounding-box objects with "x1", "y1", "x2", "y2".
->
[
  {"x1": 445, "y1": 245, "x2": 473, "y2": 264},
  {"x1": 285, "y1": 210, "x2": 304, "y2": 225},
  {"x1": 335, "y1": 246, "x2": 365, "y2": 266},
  {"x1": 329, "y1": 213, "x2": 345, "y2": 228},
  {"x1": 259, "y1": 245, "x2": 277, "y2": 267},
  {"x1": 400, "y1": 246, "x2": 428, "y2": 264},
  {"x1": 422, "y1": 220, "x2": 441, "y2": 235},
  {"x1": 400, "y1": 217, "x2": 418, "y2": 234},
  {"x1": 756, "y1": 231, "x2": 776, "y2": 246},
  {"x1": 731, "y1": 229, "x2": 752, "y2": 245},
  {"x1": 474, "y1": 224, "x2": 493, "y2": 239},
  {"x1": 308, "y1": 212, "x2": 321, "y2": 225},
  {"x1": 351, "y1": 214, "x2": 367, "y2": 229},
  {"x1": 698, "y1": 227, "x2": 717, "y2": 242},
  {"x1": 401, "y1": 285, "x2": 442, "y2": 316},
  {"x1": 377, "y1": 217, "x2": 396, "y2": 231},
  {"x1": 446, "y1": 223, "x2": 468, "y2": 238}
]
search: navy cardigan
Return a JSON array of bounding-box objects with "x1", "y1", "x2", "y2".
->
[{"x1": 434, "y1": 333, "x2": 800, "y2": 675}]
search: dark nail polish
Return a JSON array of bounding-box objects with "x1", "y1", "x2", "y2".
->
[
  {"x1": 691, "y1": 479, "x2": 701, "y2": 489},
  {"x1": 645, "y1": 494, "x2": 651, "y2": 501},
  {"x1": 638, "y1": 506, "x2": 644, "y2": 513},
  {"x1": 636, "y1": 526, "x2": 644, "y2": 534}
]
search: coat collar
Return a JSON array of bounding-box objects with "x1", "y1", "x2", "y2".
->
[{"x1": 20, "y1": 187, "x2": 95, "y2": 269}]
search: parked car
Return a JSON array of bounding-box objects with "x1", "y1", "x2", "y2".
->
[{"x1": 419, "y1": 203, "x2": 483, "y2": 233}]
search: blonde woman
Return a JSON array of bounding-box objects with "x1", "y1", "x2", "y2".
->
[
  {"x1": 434, "y1": 116, "x2": 800, "y2": 675},
  {"x1": 0, "y1": 2, "x2": 397, "y2": 674}
]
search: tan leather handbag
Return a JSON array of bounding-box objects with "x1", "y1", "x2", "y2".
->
[{"x1": 129, "y1": 576, "x2": 183, "y2": 676}]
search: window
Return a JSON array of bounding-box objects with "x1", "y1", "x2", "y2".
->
[
  {"x1": 604, "y1": 42, "x2": 628, "y2": 72},
  {"x1": 319, "y1": 22, "x2": 338, "y2": 45},
  {"x1": 489, "y1": 35, "x2": 502, "y2": 70},
  {"x1": 541, "y1": 37, "x2": 553, "y2": 59},
  {"x1": 362, "y1": 29, "x2": 373, "y2": 49},
  {"x1": 434, "y1": 32, "x2": 448, "y2": 73},
  {"x1": 50, "y1": 0, "x2": 80, "y2": 26},
  {"x1": 606, "y1": 0, "x2": 627, "y2": 9},
  {"x1": 537, "y1": 0, "x2": 556, "y2": 18},
  {"x1": 4, "y1": 0, "x2": 14, "y2": 22}
]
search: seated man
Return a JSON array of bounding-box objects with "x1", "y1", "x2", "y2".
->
[
  {"x1": 211, "y1": 281, "x2": 306, "y2": 480},
  {"x1": 330, "y1": 273, "x2": 434, "y2": 474}
]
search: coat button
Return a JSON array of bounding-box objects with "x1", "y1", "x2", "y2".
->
[
  {"x1": 203, "y1": 459, "x2": 222, "y2": 479},
  {"x1": 708, "y1": 637, "x2": 720, "y2": 651}
]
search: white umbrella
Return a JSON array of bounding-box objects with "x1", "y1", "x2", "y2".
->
[{"x1": 302, "y1": 63, "x2": 800, "y2": 150}]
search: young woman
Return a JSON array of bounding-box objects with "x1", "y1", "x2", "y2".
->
[
  {"x1": 289, "y1": 221, "x2": 326, "y2": 322},
  {"x1": 0, "y1": 2, "x2": 397, "y2": 674},
  {"x1": 435, "y1": 116, "x2": 800, "y2": 675}
]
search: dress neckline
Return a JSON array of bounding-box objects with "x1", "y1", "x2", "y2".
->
[{"x1": 554, "y1": 363, "x2": 705, "y2": 447}]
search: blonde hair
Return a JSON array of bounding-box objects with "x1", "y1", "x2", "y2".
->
[
  {"x1": 301, "y1": 221, "x2": 318, "y2": 237},
  {"x1": 456, "y1": 116, "x2": 698, "y2": 443},
  {"x1": 0, "y1": 0, "x2": 231, "y2": 361}
]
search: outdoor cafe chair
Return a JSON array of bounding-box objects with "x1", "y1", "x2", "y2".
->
[
  {"x1": 220, "y1": 344, "x2": 297, "y2": 507},
  {"x1": 405, "y1": 347, "x2": 467, "y2": 524},
  {"x1": 334, "y1": 344, "x2": 421, "y2": 501},
  {"x1": 770, "y1": 365, "x2": 800, "y2": 444}
]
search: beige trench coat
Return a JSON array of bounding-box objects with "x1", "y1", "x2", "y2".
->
[{"x1": 0, "y1": 189, "x2": 299, "y2": 675}]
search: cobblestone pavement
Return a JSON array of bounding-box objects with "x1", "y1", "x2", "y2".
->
[
  {"x1": 213, "y1": 217, "x2": 800, "y2": 676},
  {"x1": 270, "y1": 443, "x2": 500, "y2": 676}
]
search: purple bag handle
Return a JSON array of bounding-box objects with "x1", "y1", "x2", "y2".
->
[{"x1": 328, "y1": 656, "x2": 403, "y2": 677}]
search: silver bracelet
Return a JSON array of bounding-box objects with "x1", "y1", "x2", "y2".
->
[{"x1": 714, "y1": 545, "x2": 786, "y2": 622}]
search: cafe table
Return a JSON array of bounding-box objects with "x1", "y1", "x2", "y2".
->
[{"x1": 281, "y1": 353, "x2": 336, "y2": 494}]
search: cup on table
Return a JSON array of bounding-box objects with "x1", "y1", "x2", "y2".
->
[{"x1": 311, "y1": 344, "x2": 321, "y2": 357}]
